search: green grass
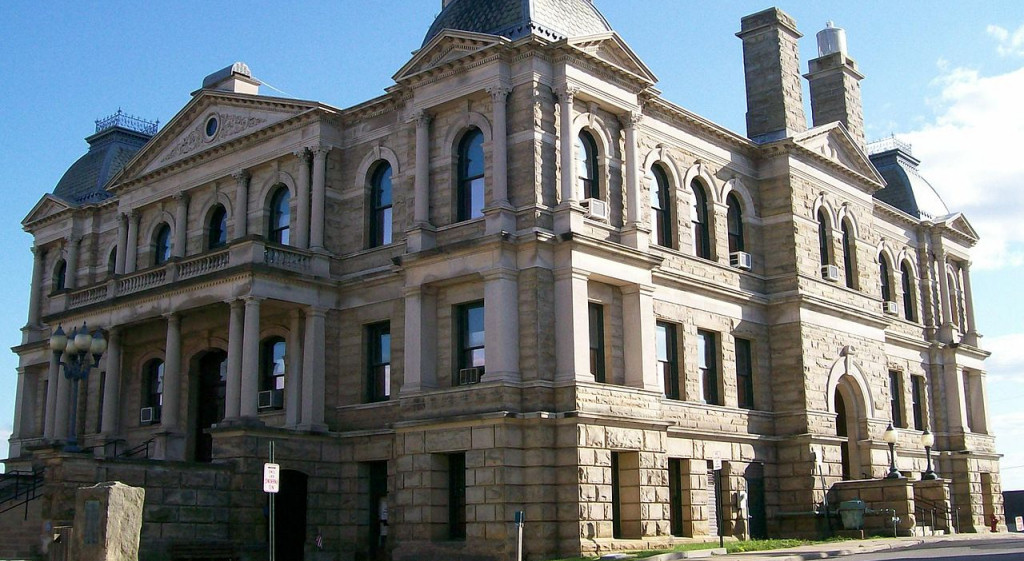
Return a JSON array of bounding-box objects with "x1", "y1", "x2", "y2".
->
[{"x1": 546, "y1": 537, "x2": 855, "y2": 561}]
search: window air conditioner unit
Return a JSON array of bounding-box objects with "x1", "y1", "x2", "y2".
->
[
  {"x1": 582, "y1": 198, "x2": 609, "y2": 221},
  {"x1": 729, "y1": 251, "x2": 752, "y2": 271},
  {"x1": 882, "y1": 300, "x2": 898, "y2": 315},
  {"x1": 458, "y1": 368, "x2": 482, "y2": 385},
  {"x1": 258, "y1": 389, "x2": 284, "y2": 410},
  {"x1": 821, "y1": 264, "x2": 840, "y2": 282},
  {"x1": 140, "y1": 406, "x2": 160, "y2": 425}
]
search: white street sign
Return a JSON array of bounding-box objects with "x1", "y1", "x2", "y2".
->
[
  {"x1": 712, "y1": 451, "x2": 722, "y2": 471},
  {"x1": 264, "y1": 462, "x2": 280, "y2": 493}
]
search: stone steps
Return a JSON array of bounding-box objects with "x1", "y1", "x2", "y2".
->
[{"x1": 0, "y1": 497, "x2": 43, "y2": 560}]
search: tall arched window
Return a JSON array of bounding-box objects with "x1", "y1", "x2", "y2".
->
[
  {"x1": 154, "y1": 224, "x2": 172, "y2": 265},
  {"x1": 457, "y1": 129, "x2": 485, "y2": 221},
  {"x1": 208, "y1": 205, "x2": 227, "y2": 250},
  {"x1": 690, "y1": 180, "x2": 711, "y2": 259},
  {"x1": 726, "y1": 193, "x2": 745, "y2": 253},
  {"x1": 901, "y1": 262, "x2": 916, "y2": 322},
  {"x1": 841, "y1": 220, "x2": 856, "y2": 288},
  {"x1": 53, "y1": 259, "x2": 67, "y2": 291},
  {"x1": 879, "y1": 255, "x2": 893, "y2": 302},
  {"x1": 650, "y1": 164, "x2": 672, "y2": 248},
  {"x1": 260, "y1": 337, "x2": 286, "y2": 393},
  {"x1": 948, "y1": 272, "x2": 962, "y2": 328},
  {"x1": 369, "y1": 162, "x2": 393, "y2": 247},
  {"x1": 107, "y1": 247, "x2": 117, "y2": 276},
  {"x1": 817, "y1": 209, "x2": 831, "y2": 266},
  {"x1": 576, "y1": 131, "x2": 600, "y2": 200},
  {"x1": 268, "y1": 186, "x2": 291, "y2": 245}
]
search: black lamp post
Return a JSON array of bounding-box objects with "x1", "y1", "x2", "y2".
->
[
  {"x1": 50, "y1": 322, "x2": 106, "y2": 452},
  {"x1": 921, "y1": 429, "x2": 938, "y2": 480},
  {"x1": 883, "y1": 423, "x2": 903, "y2": 479}
]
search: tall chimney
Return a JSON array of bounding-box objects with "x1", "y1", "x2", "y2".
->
[
  {"x1": 736, "y1": 8, "x2": 807, "y2": 143},
  {"x1": 804, "y1": 21, "x2": 866, "y2": 148}
]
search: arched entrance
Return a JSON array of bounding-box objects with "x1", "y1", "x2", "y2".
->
[
  {"x1": 194, "y1": 349, "x2": 227, "y2": 462},
  {"x1": 834, "y1": 379, "x2": 865, "y2": 480}
]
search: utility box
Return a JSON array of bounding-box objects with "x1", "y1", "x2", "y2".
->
[{"x1": 839, "y1": 499, "x2": 866, "y2": 530}]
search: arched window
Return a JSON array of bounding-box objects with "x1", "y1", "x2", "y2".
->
[
  {"x1": 901, "y1": 262, "x2": 916, "y2": 322},
  {"x1": 650, "y1": 164, "x2": 672, "y2": 248},
  {"x1": 457, "y1": 128, "x2": 485, "y2": 221},
  {"x1": 576, "y1": 131, "x2": 600, "y2": 200},
  {"x1": 690, "y1": 180, "x2": 711, "y2": 259},
  {"x1": 726, "y1": 193, "x2": 745, "y2": 253},
  {"x1": 208, "y1": 205, "x2": 227, "y2": 250},
  {"x1": 268, "y1": 186, "x2": 291, "y2": 245},
  {"x1": 879, "y1": 255, "x2": 893, "y2": 302},
  {"x1": 52, "y1": 259, "x2": 67, "y2": 291},
  {"x1": 817, "y1": 209, "x2": 831, "y2": 266},
  {"x1": 143, "y1": 359, "x2": 165, "y2": 422},
  {"x1": 841, "y1": 220, "x2": 856, "y2": 288},
  {"x1": 948, "y1": 272, "x2": 962, "y2": 328},
  {"x1": 369, "y1": 163, "x2": 393, "y2": 247},
  {"x1": 260, "y1": 337, "x2": 286, "y2": 393},
  {"x1": 153, "y1": 224, "x2": 172, "y2": 265},
  {"x1": 107, "y1": 247, "x2": 117, "y2": 276}
]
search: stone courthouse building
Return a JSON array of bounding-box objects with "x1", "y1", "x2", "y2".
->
[{"x1": 3, "y1": 1, "x2": 1003, "y2": 560}]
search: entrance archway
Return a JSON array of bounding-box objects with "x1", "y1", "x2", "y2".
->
[
  {"x1": 194, "y1": 349, "x2": 227, "y2": 462},
  {"x1": 834, "y1": 379, "x2": 865, "y2": 480}
]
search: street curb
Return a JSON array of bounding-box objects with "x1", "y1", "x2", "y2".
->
[{"x1": 725, "y1": 538, "x2": 926, "y2": 560}]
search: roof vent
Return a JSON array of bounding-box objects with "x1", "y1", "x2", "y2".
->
[
  {"x1": 201, "y1": 62, "x2": 260, "y2": 95},
  {"x1": 816, "y1": 21, "x2": 847, "y2": 57}
]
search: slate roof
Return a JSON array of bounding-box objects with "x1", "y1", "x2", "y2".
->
[
  {"x1": 868, "y1": 143, "x2": 949, "y2": 220},
  {"x1": 422, "y1": 0, "x2": 613, "y2": 46},
  {"x1": 53, "y1": 127, "x2": 152, "y2": 205}
]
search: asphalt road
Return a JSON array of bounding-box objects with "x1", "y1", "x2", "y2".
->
[{"x1": 837, "y1": 536, "x2": 1024, "y2": 560}]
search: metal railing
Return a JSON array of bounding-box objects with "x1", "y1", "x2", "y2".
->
[
  {"x1": 914, "y1": 496, "x2": 956, "y2": 534},
  {"x1": 118, "y1": 439, "x2": 154, "y2": 460},
  {"x1": 0, "y1": 468, "x2": 44, "y2": 519}
]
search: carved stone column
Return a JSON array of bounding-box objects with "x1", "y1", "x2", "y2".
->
[
  {"x1": 115, "y1": 213, "x2": 129, "y2": 275},
  {"x1": 413, "y1": 111, "x2": 432, "y2": 225},
  {"x1": 300, "y1": 306, "x2": 327, "y2": 432},
  {"x1": 310, "y1": 146, "x2": 329, "y2": 251},
  {"x1": 27, "y1": 246, "x2": 44, "y2": 326},
  {"x1": 53, "y1": 354, "x2": 70, "y2": 441},
  {"x1": 294, "y1": 149, "x2": 311, "y2": 249},
  {"x1": 173, "y1": 193, "x2": 189, "y2": 258},
  {"x1": 620, "y1": 110, "x2": 649, "y2": 250},
  {"x1": 233, "y1": 170, "x2": 250, "y2": 240},
  {"x1": 43, "y1": 352, "x2": 59, "y2": 440},
  {"x1": 224, "y1": 299, "x2": 244, "y2": 420},
  {"x1": 162, "y1": 313, "x2": 182, "y2": 433},
  {"x1": 555, "y1": 86, "x2": 579, "y2": 205},
  {"x1": 961, "y1": 261, "x2": 980, "y2": 345},
  {"x1": 65, "y1": 236, "x2": 80, "y2": 290},
  {"x1": 483, "y1": 267, "x2": 519, "y2": 383},
  {"x1": 485, "y1": 86, "x2": 515, "y2": 235},
  {"x1": 124, "y1": 211, "x2": 140, "y2": 274},
  {"x1": 100, "y1": 328, "x2": 122, "y2": 438},
  {"x1": 239, "y1": 297, "x2": 263, "y2": 419},
  {"x1": 286, "y1": 309, "x2": 304, "y2": 427}
]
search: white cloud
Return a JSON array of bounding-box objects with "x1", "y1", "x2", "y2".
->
[
  {"x1": 982, "y1": 333, "x2": 1024, "y2": 380},
  {"x1": 987, "y1": 23, "x2": 1024, "y2": 57},
  {"x1": 900, "y1": 63, "x2": 1024, "y2": 270}
]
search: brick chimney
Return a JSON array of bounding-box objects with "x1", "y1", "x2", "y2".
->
[
  {"x1": 736, "y1": 8, "x2": 807, "y2": 143},
  {"x1": 804, "y1": 21, "x2": 866, "y2": 148}
]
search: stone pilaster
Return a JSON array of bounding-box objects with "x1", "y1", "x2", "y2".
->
[
  {"x1": 310, "y1": 146, "x2": 329, "y2": 251},
  {"x1": 401, "y1": 285, "x2": 437, "y2": 392},
  {"x1": 224, "y1": 299, "x2": 244, "y2": 421},
  {"x1": 124, "y1": 211, "x2": 140, "y2": 274},
  {"x1": 232, "y1": 170, "x2": 250, "y2": 240},
  {"x1": 408, "y1": 111, "x2": 436, "y2": 252},
  {"x1": 172, "y1": 192, "x2": 189, "y2": 258},
  {"x1": 286, "y1": 309, "x2": 304, "y2": 427},
  {"x1": 300, "y1": 306, "x2": 327, "y2": 432},
  {"x1": 115, "y1": 213, "x2": 129, "y2": 275},
  {"x1": 100, "y1": 328, "x2": 122, "y2": 439},
  {"x1": 239, "y1": 297, "x2": 262, "y2": 420},
  {"x1": 482, "y1": 267, "x2": 519, "y2": 383},
  {"x1": 294, "y1": 148, "x2": 312, "y2": 249}
]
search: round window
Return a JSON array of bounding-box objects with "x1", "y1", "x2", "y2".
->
[{"x1": 205, "y1": 116, "x2": 219, "y2": 138}]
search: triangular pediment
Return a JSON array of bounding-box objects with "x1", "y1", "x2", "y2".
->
[
  {"x1": 565, "y1": 33, "x2": 658, "y2": 85},
  {"x1": 394, "y1": 31, "x2": 506, "y2": 83},
  {"x1": 793, "y1": 124, "x2": 885, "y2": 188},
  {"x1": 943, "y1": 213, "x2": 980, "y2": 242},
  {"x1": 117, "y1": 92, "x2": 319, "y2": 183},
  {"x1": 23, "y1": 194, "x2": 72, "y2": 227}
]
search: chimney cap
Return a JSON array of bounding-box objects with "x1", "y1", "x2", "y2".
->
[
  {"x1": 202, "y1": 62, "x2": 261, "y2": 92},
  {"x1": 816, "y1": 21, "x2": 848, "y2": 57}
]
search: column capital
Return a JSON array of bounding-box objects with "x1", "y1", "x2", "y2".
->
[
  {"x1": 31, "y1": 245, "x2": 43, "y2": 257},
  {"x1": 554, "y1": 85, "x2": 580, "y2": 104},
  {"x1": 64, "y1": 234, "x2": 82, "y2": 245},
  {"x1": 619, "y1": 283, "x2": 657, "y2": 297},
  {"x1": 483, "y1": 267, "x2": 519, "y2": 283},
  {"x1": 243, "y1": 295, "x2": 265, "y2": 305},
  {"x1": 162, "y1": 311, "x2": 181, "y2": 324},
  {"x1": 294, "y1": 147, "x2": 312, "y2": 162},
  {"x1": 312, "y1": 144, "x2": 332, "y2": 159},
  {"x1": 620, "y1": 110, "x2": 644, "y2": 130},
  {"x1": 553, "y1": 267, "x2": 590, "y2": 283},
  {"x1": 305, "y1": 305, "x2": 328, "y2": 317},
  {"x1": 487, "y1": 85, "x2": 512, "y2": 103},
  {"x1": 124, "y1": 210, "x2": 140, "y2": 222},
  {"x1": 232, "y1": 169, "x2": 251, "y2": 184},
  {"x1": 173, "y1": 191, "x2": 190, "y2": 204},
  {"x1": 413, "y1": 110, "x2": 433, "y2": 128}
]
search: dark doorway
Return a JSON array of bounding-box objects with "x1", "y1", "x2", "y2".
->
[
  {"x1": 195, "y1": 350, "x2": 227, "y2": 462},
  {"x1": 835, "y1": 391, "x2": 851, "y2": 480},
  {"x1": 368, "y1": 461, "x2": 388, "y2": 559},
  {"x1": 744, "y1": 463, "x2": 767, "y2": 539},
  {"x1": 274, "y1": 470, "x2": 308, "y2": 561},
  {"x1": 668, "y1": 458, "x2": 684, "y2": 537}
]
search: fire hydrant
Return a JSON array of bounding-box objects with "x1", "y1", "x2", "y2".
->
[{"x1": 990, "y1": 514, "x2": 999, "y2": 532}]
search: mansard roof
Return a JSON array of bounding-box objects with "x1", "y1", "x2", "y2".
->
[
  {"x1": 52, "y1": 114, "x2": 155, "y2": 205},
  {"x1": 868, "y1": 137, "x2": 951, "y2": 220},
  {"x1": 422, "y1": 0, "x2": 613, "y2": 46}
]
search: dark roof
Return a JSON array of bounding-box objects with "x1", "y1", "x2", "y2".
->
[
  {"x1": 53, "y1": 126, "x2": 152, "y2": 205},
  {"x1": 422, "y1": 0, "x2": 613, "y2": 47},
  {"x1": 868, "y1": 140, "x2": 949, "y2": 220}
]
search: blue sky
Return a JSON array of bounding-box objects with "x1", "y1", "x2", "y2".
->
[{"x1": 1, "y1": 1, "x2": 1022, "y2": 488}]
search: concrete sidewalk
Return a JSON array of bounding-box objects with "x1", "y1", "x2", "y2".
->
[{"x1": 722, "y1": 532, "x2": 1024, "y2": 560}]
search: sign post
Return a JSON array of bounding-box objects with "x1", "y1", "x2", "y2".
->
[
  {"x1": 712, "y1": 452, "x2": 723, "y2": 548},
  {"x1": 514, "y1": 510, "x2": 525, "y2": 561},
  {"x1": 265, "y1": 441, "x2": 279, "y2": 561}
]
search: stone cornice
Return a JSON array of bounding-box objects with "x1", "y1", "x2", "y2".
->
[
  {"x1": 641, "y1": 96, "x2": 757, "y2": 155},
  {"x1": 761, "y1": 138, "x2": 884, "y2": 194}
]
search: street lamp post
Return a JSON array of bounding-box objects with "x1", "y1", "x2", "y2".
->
[
  {"x1": 883, "y1": 423, "x2": 903, "y2": 479},
  {"x1": 921, "y1": 429, "x2": 938, "y2": 480},
  {"x1": 50, "y1": 322, "x2": 107, "y2": 452}
]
